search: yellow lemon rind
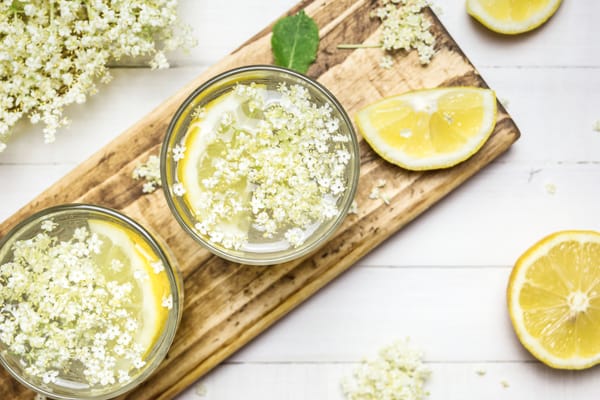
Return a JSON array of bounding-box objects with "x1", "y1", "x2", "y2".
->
[
  {"x1": 466, "y1": 0, "x2": 562, "y2": 35},
  {"x1": 507, "y1": 230, "x2": 600, "y2": 370}
]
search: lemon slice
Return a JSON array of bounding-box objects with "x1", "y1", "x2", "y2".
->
[
  {"x1": 355, "y1": 87, "x2": 497, "y2": 171},
  {"x1": 177, "y1": 91, "x2": 253, "y2": 241},
  {"x1": 88, "y1": 219, "x2": 170, "y2": 356},
  {"x1": 467, "y1": 0, "x2": 562, "y2": 34},
  {"x1": 508, "y1": 231, "x2": 600, "y2": 369}
]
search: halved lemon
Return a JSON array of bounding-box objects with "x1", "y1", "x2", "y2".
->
[
  {"x1": 508, "y1": 231, "x2": 600, "y2": 369},
  {"x1": 355, "y1": 87, "x2": 497, "y2": 171},
  {"x1": 89, "y1": 219, "x2": 171, "y2": 356},
  {"x1": 467, "y1": 0, "x2": 562, "y2": 35}
]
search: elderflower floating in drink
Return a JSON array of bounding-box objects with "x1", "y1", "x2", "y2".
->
[
  {"x1": 0, "y1": 205, "x2": 182, "y2": 399},
  {"x1": 162, "y1": 66, "x2": 359, "y2": 265}
]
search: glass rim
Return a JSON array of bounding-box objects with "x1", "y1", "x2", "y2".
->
[
  {"x1": 0, "y1": 203, "x2": 181, "y2": 400},
  {"x1": 160, "y1": 64, "x2": 360, "y2": 265}
]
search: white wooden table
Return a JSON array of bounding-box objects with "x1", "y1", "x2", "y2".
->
[{"x1": 2, "y1": 1, "x2": 600, "y2": 398}]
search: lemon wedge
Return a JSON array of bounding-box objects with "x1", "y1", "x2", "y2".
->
[
  {"x1": 508, "y1": 231, "x2": 600, "y2": 369},
  {"x1": 467, "y1": 0, "x2": 562, "y2": 34},
  {"x1": 88, "y1": 219, "x2": 170, "y2": 356},
  {"x1": 355, "y1": 87, "x2": 497, "y2": 171}
]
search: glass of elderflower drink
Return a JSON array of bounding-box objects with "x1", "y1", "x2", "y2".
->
[
  {"x1": 161, "y1": 65, "x2": 360, "y2": 265},
  {"x1": 0, "y1": 204, "x2": 182, "y2": 399}
]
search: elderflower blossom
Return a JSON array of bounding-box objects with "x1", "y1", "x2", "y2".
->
[
  {"x1": 380, "y1": 55, "x2": 394, "y2": 69},
  {"x1": 0, "y1": 0, "x2": 196, "y2": 150},
  {"x1": 348, "y1": 200, "x2": 359, "y2": 215},
  {"x1": 178, "y1": 82, "x2": 353, "y2": 250},
  {"x1": 372, "y1": 0, "x2": 436, "y2": 66},
  {"x1": 341, "y1": 339, "x2": 431, "y2": 400},
  {"x1": 369, "y1": 187, "x2": 381, "y2": 200},
  {"x1": 41, "y1": 219, "x2": 58, "y2": 232},
  {"x1": 369, "y1": 179, "x2": 392, "y2": 205},
  {"x1": 133, "y1": 155, "x2": 161, "y2": 193},
  {"x1": 195, "y1": 382, "x2": 208, "y2": 396},
  {"x1": 172, "y1": 144, "x2": 186, "y2": 161},
  {"x1": 0, "y1": 223, "x2": 158, "y2": 388}
]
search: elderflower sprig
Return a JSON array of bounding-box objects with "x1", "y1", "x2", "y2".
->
[
  {"x1": 0, "y1": 0, "x2": 196, "y2": 151},
  {"x1": 337, "y1": 0, "x2": 436, "y2": 67}
]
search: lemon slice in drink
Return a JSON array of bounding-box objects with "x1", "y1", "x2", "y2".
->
[
  {"x1": 467, "y1": 0, "x2": 562, "y2": 34},
  {"x1": 355, "y1": 87, "x2": 497, "y2": 171},
  {"x1": 177, "y1": 91, "x2": 253, "y2": 243},
  {"x1": 508, "y1": 231, "x2": 600, "y2": 369},
  {"x1": 88, "y1": 219, "x2": 170, "y2": 356}
]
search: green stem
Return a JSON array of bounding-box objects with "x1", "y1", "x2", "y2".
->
[
  {"x1": 337, "y1": 43, "x2": 383, "y2": 49},
  {"x1": 83, "y1": 0, "x2": 92, "y2": 21}
]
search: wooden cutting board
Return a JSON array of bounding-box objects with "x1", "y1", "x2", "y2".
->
[{"x1": 0, "y1": 0, "x2": 520, "y2": 398}]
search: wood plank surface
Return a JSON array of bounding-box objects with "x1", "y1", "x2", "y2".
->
[{"x1": 0, "y1": 0, "x2": 520, "y2": 398}]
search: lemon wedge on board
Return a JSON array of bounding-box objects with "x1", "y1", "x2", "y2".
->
[
  {"x1": 508, "y1": 230, "x2": 600, "y2": 370},
  {"x1": 467, "y1": 0, "x2": 562, "y2": 34},
  {"x1": 355, "y1": 87, "x2": 497, "y2": 171}
]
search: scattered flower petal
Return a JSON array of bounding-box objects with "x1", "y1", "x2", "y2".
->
[{"x1": 133, "y1": 155, "x2": 161, "y2": 194}]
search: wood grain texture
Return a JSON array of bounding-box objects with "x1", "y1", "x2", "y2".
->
[{"x1": 0, "y1": 0, "x2": 519, "y2": 398}]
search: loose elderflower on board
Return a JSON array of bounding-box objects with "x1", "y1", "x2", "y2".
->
[
  {"x1": 348, "y1": 200, "x2": 359, "y2": 215},
  {"x1": 338, "y1": 0, "x2": 436, "y2": 68},
  {"x1": 375, "y1": 0, "x2": 436, "y2": 66},
  {"x1": 133, "y1": 155, "x2": 162, "y2": 194},
  {"x1": 341, "y1": 339, "x2": 431, "y2": 400},
  {"x1": 369, "y1": 179, "x2": 392, "y2": 205},
  {"x1": 0, "y1": 0, "x2": 196, "y2": 151}
]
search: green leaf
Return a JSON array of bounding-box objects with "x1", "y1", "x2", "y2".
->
[{"x1": 271, "y1": 10, "x2": 319, "y2": 74}]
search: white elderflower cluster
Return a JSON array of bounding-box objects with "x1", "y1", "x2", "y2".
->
[
  {"x1": 0, "y1": 0, "x2": 196, "y2": 151},
  {"x1": 348, "y1": 200, "x2": 359, "y2": 215},
  {"x1": 0, "y1": 222, "x2": 147, "y2": 387},
  {"x1": 369, "y1": 179, "x2": 391, "y2": 205},
  {"x1": 341, "y1": 339, "x2": 431, "y2": 400},
  {"x1": 373, "y1": 0, "x2": 436, "y2": 66},
  {"x1": 180, "y1": 82, "x2": 352, "y2": 250},
  {"x1": 133, "y1": 155, "x2": 162, "y2": 193}
]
